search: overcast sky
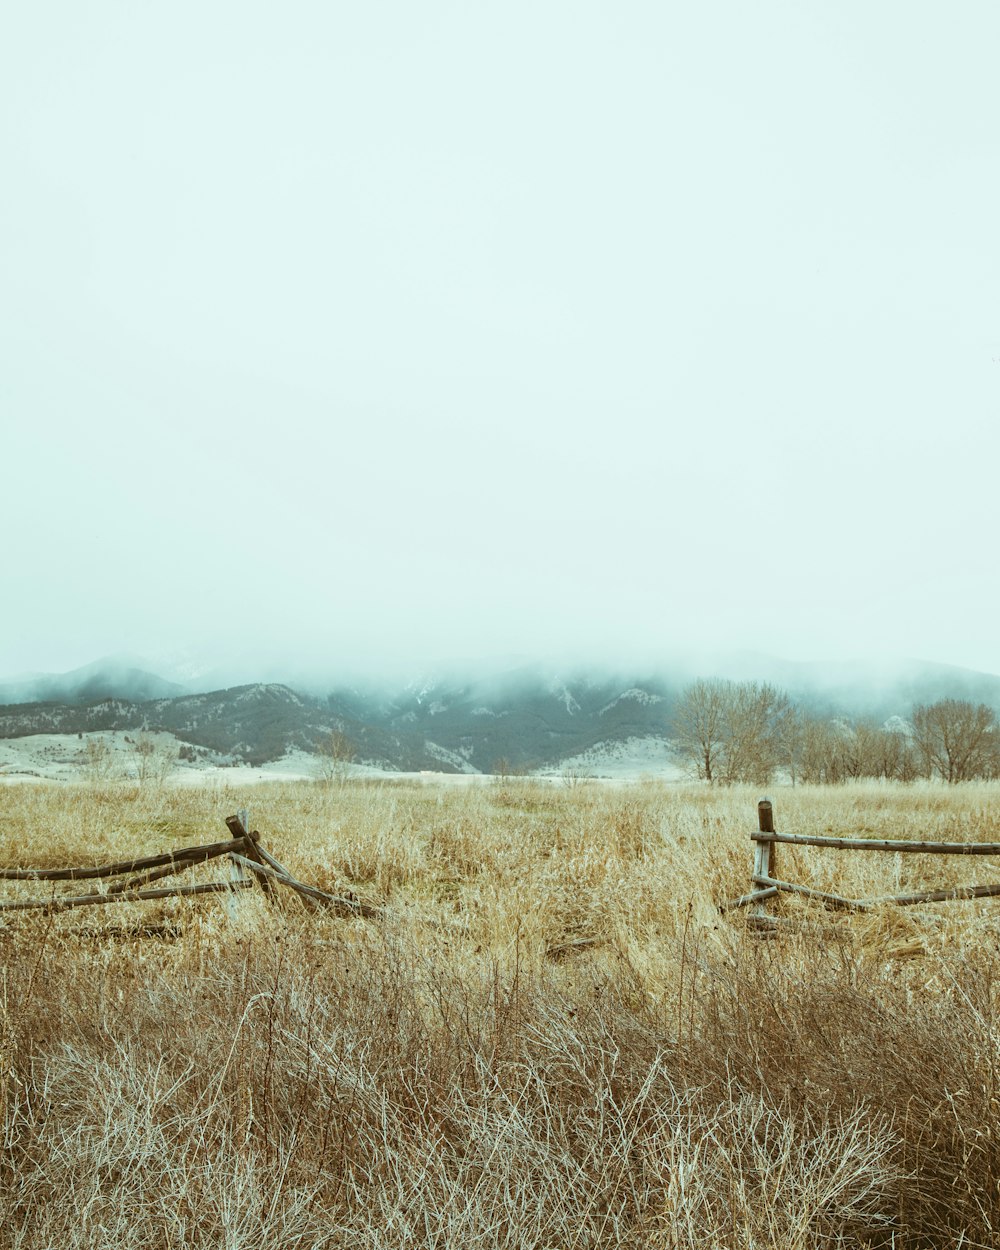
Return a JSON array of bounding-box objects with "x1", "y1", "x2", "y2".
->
[{"x1": 2, "y1": 1, "x2": 998, "y2": 681}]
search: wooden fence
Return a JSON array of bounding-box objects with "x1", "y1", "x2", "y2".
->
[
  {"x1": 0, "y1": 810, "x2": 379, "y2": 927},
  {"x1": 722, "y1": 798, "x2": 1000, "y2": 923}
]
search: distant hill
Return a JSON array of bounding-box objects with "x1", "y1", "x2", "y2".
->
[
  {"x1": 0, "y1": 674, "x2": 677, "y2": 771},
  {"x1": 0, "y1": 684, "x2": 341, "y2": 769},
  {"x1": 318, "y1": 668, "x2": 677, "y2": 773},
  {"x1": 2, "y1": 654, "x2": 1000, "y2": 773},
  {"x1": 0, "y1": 658, "x2": 184, "y2": 706}
]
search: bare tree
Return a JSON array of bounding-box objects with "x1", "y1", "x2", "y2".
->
[
  {"x1": 796, "y1": 716, "x2": 842, "y2": 784},
  {"x1": 720, "y1": 682, "x2": 791, "y2": 786},
  {"x1": 81, "y1": 736, "x2": 115, "y2": 785},
  {"x1": 132, "y1": 732, "x2": 177, "y2": 785},
  {"x1": 672, "y1": 679, "x2": 791, "y2": 785},
  {"x1": 318, "y1": 728, "x2": 357, "y2": 785},
  {"x1": 794, "y1": 715, "x2": 919, "y2": 784},
  {"x1": 671, "y1": 679, "x2": 730, "y2": 781},
  {"x1": 910, "y1": 700, "x2": 998, "y2": 782},
  {"x1": 841, "y1": 720, "x2": 884, "y2": 780},
  {"x1": 781, "y1": 706, "x2": 804, "y2": 786},
  {"x1": 864, "y1": 721, "x2": 918, "y2": 781}
]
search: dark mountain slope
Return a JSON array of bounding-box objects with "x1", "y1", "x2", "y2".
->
[
  {"x1": 2, "y1": 655, "x2": 1000, "y2": 773},
  {"x1": 0, "y1": 658, "x2": 184, "y2": 706}
]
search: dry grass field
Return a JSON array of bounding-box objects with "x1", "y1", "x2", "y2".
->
[{"x1": 3, "y1": 777, "x2": 1000, "y2": 1248}]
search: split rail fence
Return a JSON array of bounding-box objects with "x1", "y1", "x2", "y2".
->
[
  {"x1": 0, "y1": 809, "x2": 379, "y2": 927},
  {"x1": 723, "y1": 798, "x2": 1000, "y2": 925}
]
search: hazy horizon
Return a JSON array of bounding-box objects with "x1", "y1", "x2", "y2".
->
[
  {"x1": 4, "y1": 2, "x2": 998, "y2": 680},
  {"x1": 6, "y1": 642, "x2": 1000, "y2": 697}
]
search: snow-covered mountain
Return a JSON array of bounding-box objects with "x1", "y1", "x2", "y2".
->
[{"x1": 2, "y1": 653, "x2": 1000, "y2": 773}]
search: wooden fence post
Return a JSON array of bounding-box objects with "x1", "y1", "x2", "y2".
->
[
  {"x1": 226, "y1": 809, "x2": 275, "y2": 900},
  {"x1": 753, "y1": 798, "x2": 776, "y2": 922},
  {"x1": 722, "y1": 803, "x2": 1000, "y2": 922}
]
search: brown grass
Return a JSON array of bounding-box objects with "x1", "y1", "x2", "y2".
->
[{"x1": 2, "y1": 778, "x2": 1000, "y2": 1247}]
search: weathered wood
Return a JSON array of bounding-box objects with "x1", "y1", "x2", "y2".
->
[
  {"x1": 227, "y1": 851, "x2": 379, "y2": 918},
  {"x1": 733, "y1": 802, "x2": 1000, "y2": 922},
  {"x1": 753, "y1": 875, "x2": 870, "y2": 912},
  {"x1": 106, "y1": 858, "x2": 202, "y2": 896},
  {"x1": 0, "y1": 878, "x2": 254, "y2": 915},
  {"x1": 719, "y1": 886, "x2": 780, "y2": 912},
  {"x1": 743, "y1": 913, "x2": 782, "y2": 937},
  {"x1": 752, "y1": 834, "x2": 772, "y2": 883},
  {"x1": 61, "y1": 923, "x2": 184, "y2": 939},
  {"x1": 252, "y1": 841, "x2": 320, "y2": 912},
  {"x1": 226, "y1": 815, "x2": 275, "y2": 899},
  {"x1": 745, "y1": 913, "x2": 782, "y2": 927},
  {"x1": 227, "y1": 852, "x2": 380, "y2": 918},
  {"x1": 105, "y1": 840, "x2": 240, "y2": 895},
  {"x1": 0, "y1": 837, "x2": 248, "y2": 882},
  {"x1": 750, "y1": 798, "x2": 776, "y2": 923},
  {"x1": 753, "y1": 875, "x2": 1000, "y2": 909},
  {"x1": 886, "y1": 882, "x2": 1000, "y2": 907},
  {"x1": 752, "y1": 828, "x2": 772, "y2": 882},
  {"x1": 225, "y1": 813, "x2": 248, "y2": 841},
  {"x1": 253, "y1": 840, "x2": 293, "y2": 877},
  {"x1": 751, "y1": 831, "x2": 1000, "y2": 855}
]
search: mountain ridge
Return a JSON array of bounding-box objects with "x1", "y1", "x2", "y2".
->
[
  {"x1": 0, "y1": 658, "x2": 185, "y2": 707},
  {"x1": 2, "y1": 653, "x2": 1000, "y2": 773}
]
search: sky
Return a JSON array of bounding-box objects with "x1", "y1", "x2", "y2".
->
[{"x1": 2, "y1": 1, "x2": 999, "y2": 681}]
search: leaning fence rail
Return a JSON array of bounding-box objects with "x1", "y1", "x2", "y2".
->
[
  {"x1": 0, "y1": 809, "x2": 379, "y2": 926},
  {"x1": 722, "y1": 799, "x2": 1000, "y2": 922}
]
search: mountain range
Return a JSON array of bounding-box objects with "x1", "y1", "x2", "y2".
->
[
  {"x1": 0, "y1": 658, "x2": 185, "y2": 707},
  {"x1": 0, "y1": 670, "x2": 675, "y2": 771},
  {"x1": 2, "y1": 654, "x2": 1000, "y2": 773}
]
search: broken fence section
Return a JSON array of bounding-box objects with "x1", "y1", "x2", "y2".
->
[
  {"x1": 0, "y1": 811, "x2": 378, "y2": 923},
  {"x1": 722, "y1": 798, "x2": 1000, "y2": 928}
]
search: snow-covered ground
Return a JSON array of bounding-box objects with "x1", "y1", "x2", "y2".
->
[
  {"x1": 0, "y1": 731, "x2": 683, "y2": 786},
  {"x1": 0, "y1": 731, "x2": 179, "y2": 784}
]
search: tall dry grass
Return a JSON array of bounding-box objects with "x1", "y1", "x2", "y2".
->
[{"x1": 2, "y1": 778, "x2": 1000, "y2": 1247}]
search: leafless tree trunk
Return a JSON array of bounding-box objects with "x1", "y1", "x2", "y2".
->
[
  {"x1": 671, "y1": 679, "x2": 729, "y2": 782},
  {"x1": 672, "y1": 679, "x2": 790, "y2": 786},
  {"x1": 720, "y1": 682, "x2": 791, "y2": 786},
  {"x1": 318, "y1": 728, "x2": 357, "y2": 785}
]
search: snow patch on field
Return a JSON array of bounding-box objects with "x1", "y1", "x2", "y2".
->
[
  {"x1": 0, "y1": 732, "x2": 682, "y2": 788},
  {"x1": 0, "y1": 731, "x2": 197, "y2": 784},
  {"x1": 0, "y1": 732, "x2": 322, "y2": 786}
]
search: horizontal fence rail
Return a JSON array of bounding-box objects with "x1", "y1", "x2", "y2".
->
[
  {"x1": 0, "y1": 878, "x2": 254, "y2": 915},
  {"x1": 751, "y1": 831, "x2": 1000, "y2": 855},
  {"x1": 723, "y1": 799, "x2": 1000, "y2": 924},
  {"x1": 0, "y1": 838, "x2": 246, "y2": 882},
  {"x1": 0, "y1": 810, "x2": 381, "y2": 929}
]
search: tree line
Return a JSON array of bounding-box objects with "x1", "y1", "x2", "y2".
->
[{"x1": 672, "y1": 679, "x2": 1000, "y2": 785}]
